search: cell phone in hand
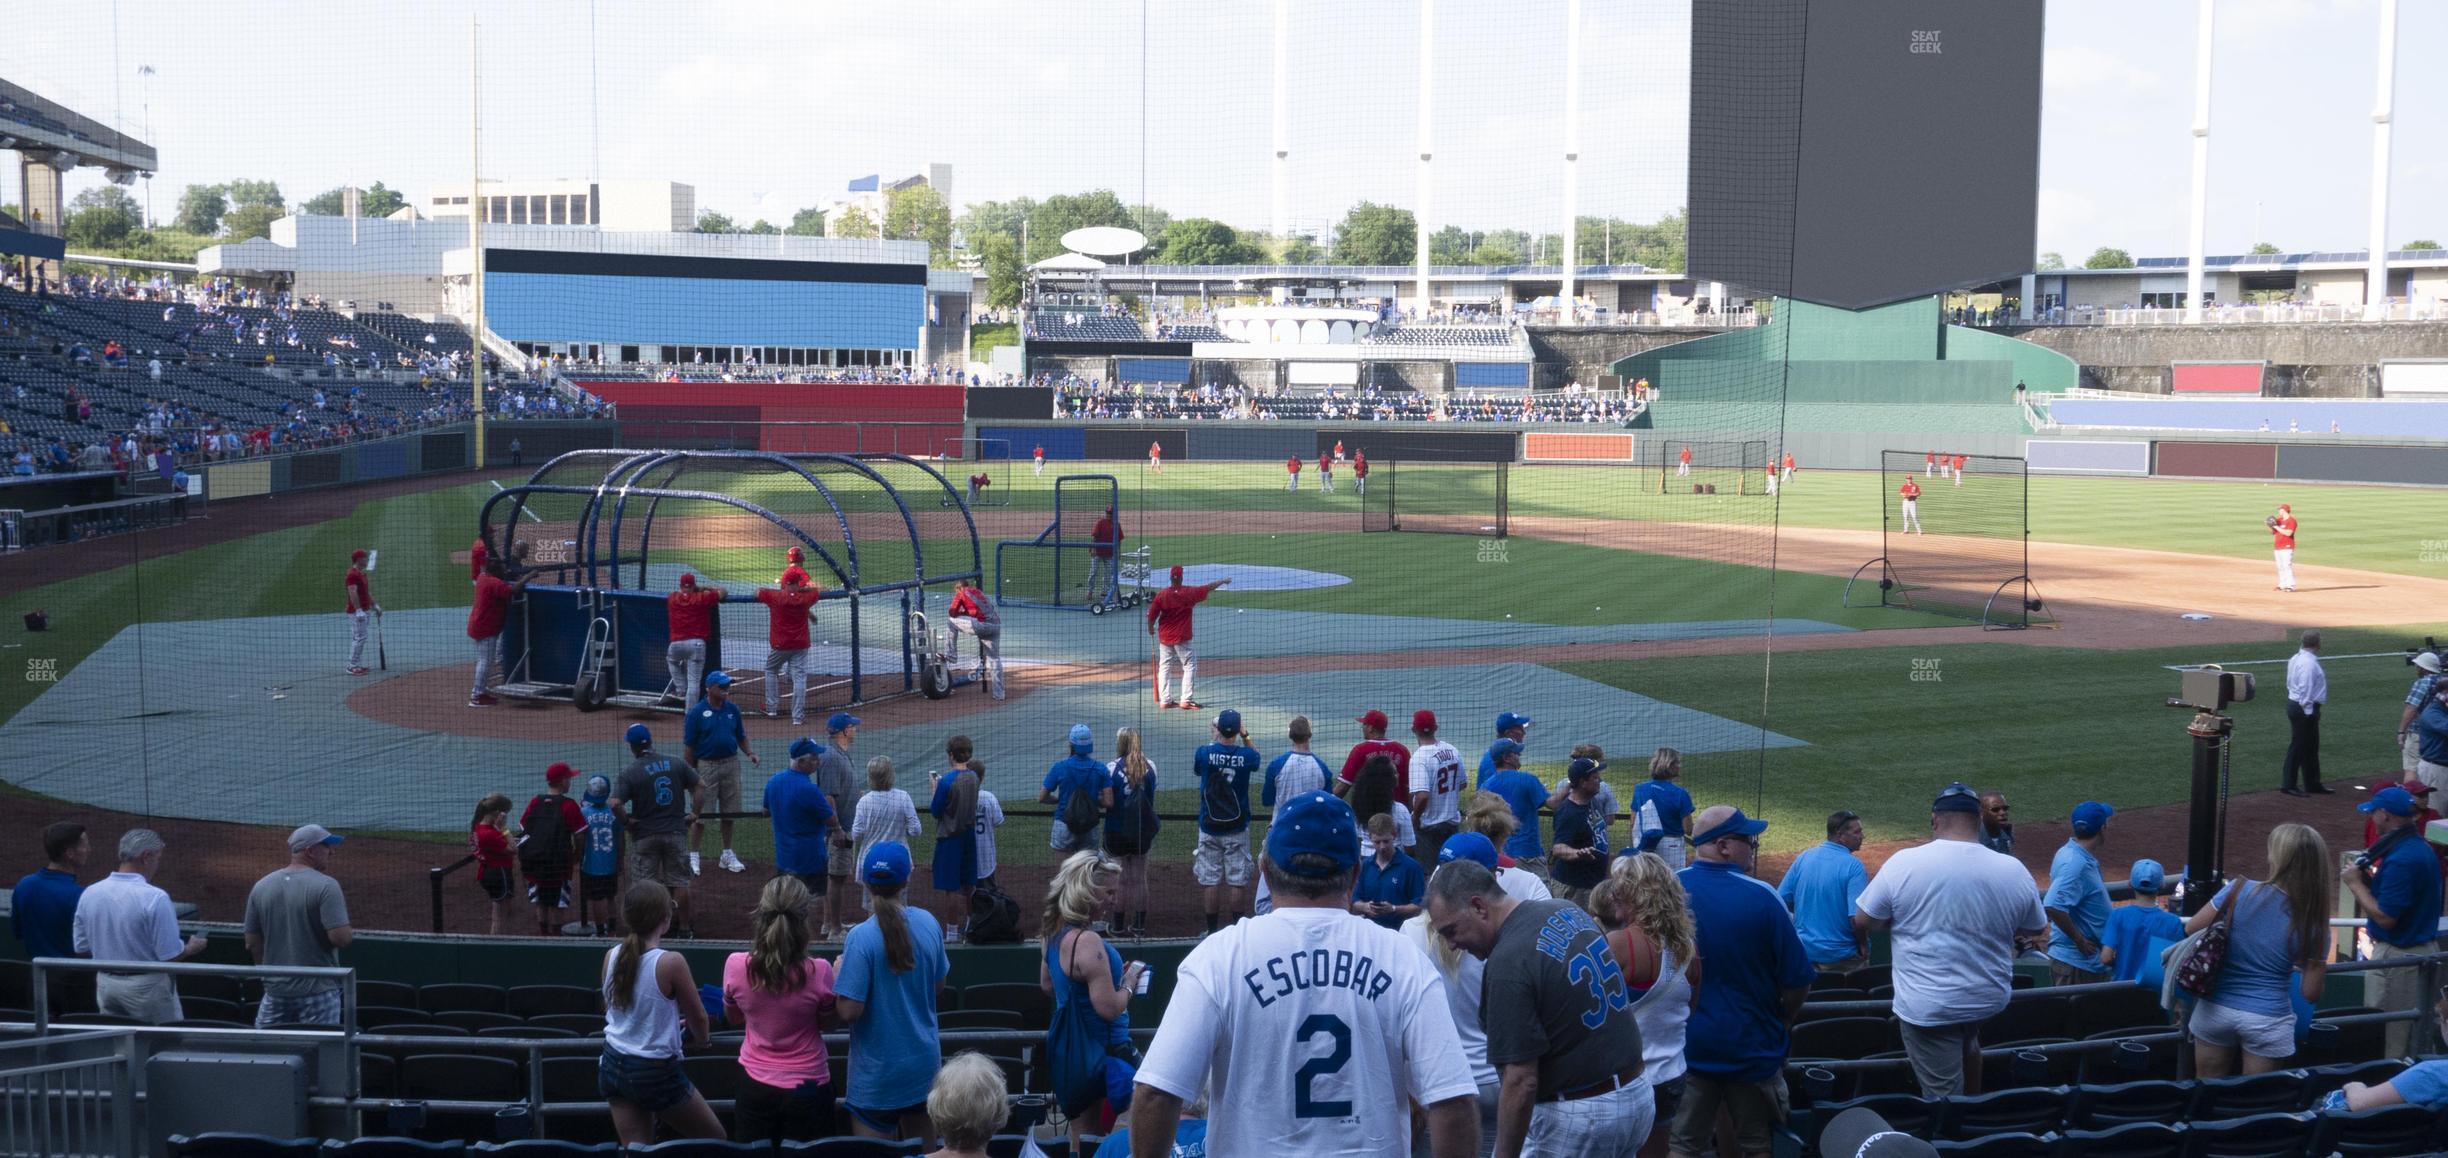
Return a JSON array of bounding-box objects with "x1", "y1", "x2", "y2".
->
[{"x1": 1131, "y1": 961, "x2": 1151, "y2": 994}]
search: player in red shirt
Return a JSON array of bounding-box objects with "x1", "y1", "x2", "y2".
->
[
  {"x1": 1781, "y1": 452, "x2": 1796, "y2": 484},
  {"x1": 1925, "y1": 451, "x2": 1937, "y2": 478},
  {"x1": 1087, "y1": 507, "x2": 1123, "y2": 607},
  {"x1": 1765, "y1": 457, "x2": 1779, "y2": 496},
  {"x1": 344, "y1": 548, "x2": 378, "y2": 675},
  {"x1": 1899, "y1": 476, "x2": 1924, "y2": 534},
  {"x1": 1033, "y1": 444, "x2": 1046, "y2": 477},
  {"x1": 1678, "y1": 445, "x2": 1692, "y2": 478},
  {"x1": 1952, "y1": 453, "x2": 1968, "y2": 486},
  {"x1": 755, "y1": 573, "x2": 823, "y2": 725},
  {"x1": 468, "y1": 559, "x2": 533, "y2": 706},
  {"x1": 1284, "y1": 455, "x2": 1302, "y2": 491},
  {"x1": 1336, "y1": 709, "x2": 1413, "y2": 801},
  {"x1": 2270, "y1": 502, "x2": 2298, "y2": 592},
  {"x1": 947, "y1": 580, "x2": 1004, "y2": 699},
  {"x1": 1147, "y1": 564, "x2": 1231, "y2": 709},
  {"x1": 664, "y1": 573, "x2": 725, "y2": 705},
  {"x1": 1333, "y1": 439, "x2": 1347, "y2": 464},
  {"x1": 1353, "y1": 451, "x2": 1369, "y2": 496},
  {"x1": 468, "y1": 536, "x2": 488, "y2": 582},
  {"x1": 1148, "y1": 441, "x2": 1164, "y2": 474},
  {"x1": 967, "y1": 471, "x2": 991, "y2": 506},
  {"x1": 1317, "y1": 452, "x2": 1335, "y2": 493},
  {"x1": 779, "y1": 545, "x2": 811, "y2": 588}
]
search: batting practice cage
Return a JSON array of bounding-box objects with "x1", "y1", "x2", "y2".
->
[
  {"x1": 478, "y1": 449, "x2": 987, "y2": 712},
  {"x1": 955, "y1": 436, "x2": 1014, "y2": 507},
  {"x1": 1651, "y1": 439, "x2": 1772, "y2": 497},
  {"x1": 994, "y1": 474, "x2": 1140, "y2": 613},
  {"x1": 1847, "y1": 450, "x2": 2051, "y2": 629},
  {"x1": 1362, "y1": 461, "x2": 1511, "y2": 538}
]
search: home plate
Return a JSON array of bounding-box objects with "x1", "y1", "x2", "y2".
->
[{"x1": 1178, "y1": 564, "x2": 1350, "y2": 591}]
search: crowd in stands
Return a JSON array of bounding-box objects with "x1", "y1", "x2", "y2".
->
[{"x1": 1050, "y1": 379, "x2": 1644, "y2": 424}]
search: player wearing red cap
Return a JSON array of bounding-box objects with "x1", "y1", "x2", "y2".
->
[
  {"x1": 1409, "y1": 710, "x2": 1465, "y2": 866},
  {"x1": 2269, "y1": 503, "x2": 2298, "y2": 592},
  {"x1": 1147, "y1": 565, "x2": 1231, "y2": 709},
  {"x1": 1782, "y1": 452, "x2": 1796, "y2": 485},
  {"x1": 1353, "y1": 451, "x2": 1369, "y2": 496},
  {"x1": 778, "y1": 545, "x2": 810, "y2": 588},
  {"x1": 755, "y1": 573, "x2": 823, "y2": 725},
  {"x1": 1899, "y1": 475, "x2": 1924, "y2": 534},
  {"x1": 1926, "y1": 450, "x2": 1938, "y2": 478},
  {"x1": 947, "y1": 580, "x2": 1004, "y2": 699},
  {"x1": 1087, "y1": 507, "x2": 1123, "y2": 607},
  {"x1": 1334, "y1": 439, "x2": 1346, "y2": 464},
  {"x1": 468, "y1": 558, "x2": 533, "y2": 706},
  {"x1": 1318, "y1": 452, "x2": 1334, "y2": 493},
  {"x1": 1336, "y1": 710, "x2": 1412, "y2": 801},
  {"x1": 1952, "y1": 453, "x2": 1968, "y2": 485},
  {"x1": 966, "y1": 471, "x2": 990, "y2": 506},
  {"x1": 1149, "y1": 440, "x2": 1164, "y2": 474},
  {"x1": 1033, "y1": 443, "x2": 1046, "y2": 477},
  {"x1": 344, "y1": 548, "x2": 377, "y2": 675},
  {"x1": 1285, "y1": 454, "x2": 1301, "y2": 491},
  {"x1": 1678, "y1": 445, "x2": 1692, "y2": 478},
  {"x1": 664, "y1": 574, "x2": 724, "y2": 705}
]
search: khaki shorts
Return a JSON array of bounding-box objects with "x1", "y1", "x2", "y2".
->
[
  {"x1": 1669, "y1": 1071, "x2": 1788, "y2": 1157},
  {"x1": 630, "y1": 833, "x2": 691, "y2": 889},
  {"x1": 1193, "y1": 832, "x2": 1255, "y2": 887},
  {"x1": 697, "y1": 755, "x2": 742, "y2": 813},
  {"x1": 827, "y1": 834, "x2": 854, "y2": 878}
]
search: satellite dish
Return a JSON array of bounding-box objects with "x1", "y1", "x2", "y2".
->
[{"x1": 1063, "y1": 226, "x2": 1148, "y2": 257}]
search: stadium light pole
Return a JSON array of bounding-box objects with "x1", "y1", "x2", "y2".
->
[
  {"x1": 2182, "y1": 0, "x2": 2214, "y2": 324},
  {"x1": 1559, "y1": 0, "x2": 1582, "y2": 322},
  {"x1": 470, "y1": 8, "x2": 487, "y2": 470},
  {"x1": 1415, "y1": 0, "x2": 1433, "y2": 318},
  {"x1": 2364, "y1": 0, "x2": 2399, "y2": 322},
  {"x1": 1272, "y1": 0, "x2": 1290, "y2": 262}
]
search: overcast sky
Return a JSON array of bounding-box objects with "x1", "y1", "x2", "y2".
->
[{"x1": 6, "y1": 0, "x2": 2441, "y2": 259}]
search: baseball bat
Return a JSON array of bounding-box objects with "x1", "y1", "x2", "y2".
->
[{"x1": 376, "y1": 610, "x2": 387, "y2": 670}]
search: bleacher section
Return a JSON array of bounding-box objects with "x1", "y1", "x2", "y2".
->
[
  {"x1": 1641, "y1": 401, "x2": 2031, "y2": 436},
  {"x1": 2047, "y1": 396, "x2": 2448, "y2": 438},
  {"x1": 1027, "y1": 310, "x2": 1147, "y2": 342},
  {"x1": 1158, "y1": 322, "x2": 1227, "y2": 342},
  {"x1": 1363, "y1": 323, "x2": 1519, "y2": 349}
]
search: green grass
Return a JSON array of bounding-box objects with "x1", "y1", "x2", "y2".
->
[{"x1": 1558, "y1": 621, "x2": 2448, "y2": 852}]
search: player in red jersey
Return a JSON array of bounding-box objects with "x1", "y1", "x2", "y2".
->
[
  {"x1": 1285, "y1": 454, "x2": 1302, "y2": 491},
  {"x1": 664, "y1": 573, "x2": 724, "y2": 705},
  {"x1": 468, "y1": 559, "x2": 533, "y2": 706},
  {"x1": 967, "y1": 471, "x2": 990, "y2": 506},
  {"x1": 344, "y1": 548, "x2": 378, "y2": 675},
  {"x1": 1678, "y1": 445, "x2": 1692, "y2": 478},
  {"x1": 468, "y1": 536, "x2": 488, "y2": 582},
  {"x1": 1899, "y1": 476, "x2": 1924, "y2": 534},
  {"x1": 1781, "y1": 451, "x2": 1796, "y2": 484},
  {"x1": 1336, "y1": 709, "x2": 1412, "y2": 800},
  {"x1": 1149, "y1": 441, "x2": 1164, "y2": 473},
  {"x1": 1033, "y1": 443, "x2": 1046, "y2": 477},
  {"x1": 755, "y1": 573, "x2": 823, "y2": 725},
  {"x1": 1353, "y1": 451, "x2": 1369, "y2": 495},
  {"x1": 1148, "y1": 564, "x2": 1231, "y2": 709},
  {"x1": 1318, "y1": 452, "x2": 1335, "y2": 493},
  {"x1": 1087, "y1": 507, "x2": 1124, "y2": 607},
  {"x1": 947, "y1": 580, "x2": 1004, "y2": 699},
  {"x1": 1925, "y1": 450, "x2": 1937, "y2": 478},
  {"x1": 1952, "y1": 453, "x2": 1968, "y2": 486},
  {"x1": 1333, "y1": 439, "x2": 1347, "y2": 464},
  {"x1": 779, "y1": 545, "x2": 810, "y2": 587},
  {"x1": 1765, "y1": 458, "x2": 1779, "y2": 496},
  {"x1": 2269, "y1": 503, "x2": 2298, "y2": 592}
]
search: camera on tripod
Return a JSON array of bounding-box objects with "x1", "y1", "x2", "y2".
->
[
  {"x1": 2170, "y1": 665, "x2": 2255, "y2": 713},
  {"x1": 2407, "y1": 636, "x2": 2440, "y2": 666}
]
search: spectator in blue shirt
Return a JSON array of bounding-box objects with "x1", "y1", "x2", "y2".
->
[
  {"x1": 1039, "y1": 724, "x2": 1112, "y2": 854},
  {"x1": 764, "y1": 739, "x2": 841, "y2": 895},
  {"x1": 1631, "y1": 748, "x2": 1695, "y2": 868},
  {"x1": 11, "y1": 821, "x2": 91, "y2": 1014},
  {"x1": 2185, "y1": 822, "x2": 2332, "y2": 1078},
  {"x1": 1191, "y1": 708, "x2": 1261, "y2": 932},
  {"x1": 2345, "y1": 786, "x2": 2444, "y2": 1057},
  {"x1": 2329, "y1": 991, "x2": 2448, "y2": 1112},
  {"x1": 1351, "y1": 814, "x2": 1424, "y2": 930},
  {"x1": 1476, "y1": 711, "x2": 1532, "y2": 788},
  {"x1": 682, "y1": 671, "x2": 759, "y2": 877},
  {"x1": 1777, "y1": 811, "x2": 1868, "y2": 973},
  {"x1": 2398, "y1": 651, "x2": 2441, "y2": 780},
  {"x1": 836, "y1": 842, "x2": 949, "y2": 1145},
  {"x1": 2098, "y1": 858, "x2": 2183, "y2": 987},
  {"x1": 1673, "y1": 806, "x2": 1812, "y2": 1158},
  {"x1": 2045, "y1": 801, "x2": 2116, "y2": 986},
  {"x1": 1479, "y1": 741, "x2": 1550, "y2": 876}
]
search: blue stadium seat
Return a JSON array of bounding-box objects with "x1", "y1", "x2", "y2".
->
[
  {"x1": 1930, "y1": 1133, "x2": 2052, "y2": 1157},
  {"x1": 780, "y1": 1140, "x2": 925, "y2": 1155},
  {"x1": 322, "y1": 1139, "x2": 467, "y2": 1156},
  {"x1": 470, "y1": 1144, "x2": 620, "y2": 1155},
  {"x1": 628, "y1": 1141, "x2": 775, "y2": 1155},
  {"x1": 2186, "y1": 1071, "x2": 2306, "y2": 1120},
  {"x1": 2050, "y1": 1121, "x2": 2185, "y2": 1158},
  {"x1": 2177, "y1": 1111, "x2": 2315, "y2": 1158},
  {"x1": 2066, "y1": 1078, "x2": 2193, "y2": 1129},
  {"x1": 1936, "y1": 1087, "x2": 2065, "y2": 1139},
  {"x1": 169, "y1": 1134, "x2": 321, "y2": 1157},
  {"x1": 2307, "y1": 1103, "x2": 2445, "y2": 1156}
]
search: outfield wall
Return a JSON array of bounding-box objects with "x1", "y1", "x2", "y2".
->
[
  {"x1": 189, "y1": 420, "x2": 615, "y2": 499},
  {"x1": 2026, "y1": 432, "x2": 2448, "y2": 486}
]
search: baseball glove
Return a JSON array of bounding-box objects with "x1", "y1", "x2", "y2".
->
[{"x1": 2265, "y1": 516, "x2": 2280, "y2": 529}]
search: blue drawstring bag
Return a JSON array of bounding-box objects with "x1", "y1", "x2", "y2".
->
[{"x1": 699, "y1": 983, "x2": 725, "y2": 1023}]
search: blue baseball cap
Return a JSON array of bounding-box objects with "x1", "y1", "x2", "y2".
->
[
  {"x1": 1932, "y1": 781, "x2": 1982, "y2": 814},
  {"x1": 788, "y1": 737, "x2": 821, "y2": 759},
  {"x1": 861, "y1": 841, "x2": 913, "y2": 887},
  {"x1": 828, "y1": 713, "x2": 860, "y2": 734},
  {"x1": 1438, "y1": 832, "x2": 1500, "y2": 869},
  {"x1": 1495, "y1": 711, "x2": 1533, "y2": 734},
  {"x1": 1691, "y1": 809, "x2": 1770, "y2": 846},
  {"x1": 1265, "y1": 791, "x2": 1360, "y2": 877},
  {"x1": 1214, "y1": 708, "x2": 1242, "y2": 736},
  {"x1": 1068, "y1": 723, "x2": 1094, "y2": 748},
  {"x1": 2070, "y1": 801, "x2": 2114, "y2": 837},
  {"x1": 1488, "y1": 738, "x2": 1523, "y2": 764},
  {"x1": 2129, "y1": 858, "x2": 2166, "y2": 895},
  {"x1": 2360, "y1": 786, "x2": 2419, "y2": 818},
  {"x1": 703, "y1": 670, "x2": 732, "y2": 688},
  {"x1": 624, "y1": 723, "x2": 652, "y2": 745}
]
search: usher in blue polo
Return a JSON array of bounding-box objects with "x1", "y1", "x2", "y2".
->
[
  {"x1": 1777, "y1": 841, "x2": 1868, "y2": 964},
  {"x1": 683, "y1": 697, "x2": 747, "y2": 760},
  {"x1": 2369, "y1": 831, "x2": 2446, "y2": 949},
  {"x1": 1680, "y1": 859, "x2": 1814, "y2": 1083}
]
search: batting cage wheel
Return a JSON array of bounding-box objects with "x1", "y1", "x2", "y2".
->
[{"x1": 909, "y1": 609, "x2": 956, "y2": 700}]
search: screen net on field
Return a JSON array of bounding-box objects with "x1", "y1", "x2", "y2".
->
[
  {"x1": 1862, "y1": 450, "x2": 2049, "y2": 629},
  {"x1": 0, "y1": 0, "x2": 2034, "y2": 936}
]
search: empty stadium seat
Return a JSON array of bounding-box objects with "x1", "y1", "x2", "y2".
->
[
  {"x1": 470, "y1": 1143, "x2": 620, "y2": 1155},
  {"x1": 938, "y1": 1009, "x2": 1023, "y2": 1032},
  {"x1": 629, "y1": 1140, "x2": 775, "y2": 1155},
  {"x1": 528, "y1": 1014, "x2": 606, "y2": 1036},
  {"x1": 781, "y1": 1140, "x2": 924, "y2": 1156},
  {"x1": 177, "y1": 973, "x2": 247, "y2": 1005},
  {"x1": 1807, "y1": 1092, "x2": 1937, "y2": 1138},
  {"x1": 2079, "y1": 1029, "x2": 2178, "y2": 1084},
  {"x1": 372, "y1": 1023, "x2": 473, "y2": 1038},
  {"x1": 358, "y1": 1005, "x2": 430, "y2": 1028},
  {"x1": 2067, "y1": 1078, "x2": 2193, "y2": 1129},
  {"x1": 505, "y1": 986, "x2": 600, "y2": 1019},
  {"x1": 321, "y1": 1138, "x2": 468, "y2": 1156},
  {"x1": 168, "y1": 1134, "x2": 321, "y2": 1157},
  {"x1": 2070, "y1": 986, "x2": 2173, "y2": 1038},
  {"x1": 418, "y1": 984, "x2": 509, "y2": 1015},
  {"x1": 2050, "y1": 1121, "x2": 2185, "y2": 1158},
  {"x1": 2309, "y1": 1103, "x2": 2445, "y2": 1156},
  {"x1": 1931, "y1": 1134, "x2": 2052, "y2": 1157},
  {"x1": 2307, "y1": 1008, "x2": 2388, "y2": 1063},
  {"x1": 179, "y1": 995, "x2": 247, "y2": 1023},
  {"x1": 360, "y1": 1053, "x2": 398, "y2": 1098},
  {"x1": 2178, "y1": 1111, "x2": 2315, "y2": 1158},
  {"x1": 2187, "y1": 1071, "x2": 2306, "y2": 1120},
  {"x1": 435, "y1": 1011, "x2": 527, "y2": 1034},
  {"x1": 400, "y1": 1053, "x2": 524, "y2": 1102},
  {"x1": 1978, "y1": 997, "x2": 2069, "y2": 1046},
  {"x1": 682, "y1": 1054, "x2": 745, "y2": 1100},
  {"x1": 478, "y1": 1025, "x2": 579, "y2": 1039},
  {"x1": 358, "y1": 981, "x2": 420, "y2": 1008},
  {"x1": 1937, "y1": 1087, "x2": 2066, "y2": 1139},
  {"x1": 539, "y1": 1055, "x2": 599, "y2": 1102},
  {"x1": 1790, "y1": 1016, "x2": 1897, "y2": 1061},
  {"x1": 962, "y1": 983, "x2": 1052, "y2": 1030}
]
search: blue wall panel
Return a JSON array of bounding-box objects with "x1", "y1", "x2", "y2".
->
[
  {"x1": 1189, "y1": 426, "x2": 1318, "y2": 461},
  {"x1": 978, "y1": 426, "x2": 1085, "y2": 459},
  {"x1": 357, "y1": 439, "x2": 410, "y2": 480},
  {"x1": 485, "y1": 272, "x2": 923, "y2": 349},
  {"x1": 1116, "y1": 358, "x2": 1191, "y2": 384},
  {"x1": 1454, "y1": 362, "x2": 1531, "y2": 387}
]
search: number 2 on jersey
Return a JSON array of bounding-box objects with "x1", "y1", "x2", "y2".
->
[{"x1": 1293, "y1": 1014, "x2": 1353, "y2": 1119}]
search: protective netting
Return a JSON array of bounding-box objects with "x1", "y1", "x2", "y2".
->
[
  {"x1": 1867, "y1": 450, "x2": 2048, "y2": 629},
  {"x1": 1361, "y1": 461, "x2": 1510, "y2": 537}
]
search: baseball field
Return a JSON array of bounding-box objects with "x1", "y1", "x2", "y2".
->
[{"x1": 4, "y1": 455, "x2": 2445, "y2": 937}]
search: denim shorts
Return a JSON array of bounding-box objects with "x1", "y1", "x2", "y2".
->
[{"x1": 598, "y1": 1048, "x2": 695, "y2": 1113}]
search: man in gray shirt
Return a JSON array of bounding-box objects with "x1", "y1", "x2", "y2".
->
[
  {"x1": 815, "y1": 712, "x2": 861, "y2": 940},
  {"x1": 242, "y1": 825, "x2": 353, "y2": 1027},
  {"x1": 612, "y1": 722, "x2": 703, "y2": 938},
  {"x1": 1428, "y1": 859, "x2": 1649, "y2": 1158}
]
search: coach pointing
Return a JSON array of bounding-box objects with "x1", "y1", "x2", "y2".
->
[{"x1": 1148, "y1": 565, "x2": 1230, "y2": 710}]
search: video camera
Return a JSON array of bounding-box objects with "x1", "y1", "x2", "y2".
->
[{"x1": 2171, "y1": 665, "x2": 2255, "y2": 713}]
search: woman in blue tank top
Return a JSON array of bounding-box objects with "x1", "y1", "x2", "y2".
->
[{"x1": 1037, "y1": 850, "x2": 1145, "y2": 1151}]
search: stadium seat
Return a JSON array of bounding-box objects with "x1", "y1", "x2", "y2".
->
[
  {"x1": 1931, "y1": 1135, "x2": 2052, "y2": 1157},
  {"x1": 1844, "y1": 964, "x2": 1892, "y2": 990},
  {"x1": 1978, "y1": 997, "x2": 2069, "y2": 1046},
  {"x1": 322, "y1": 1139, "x2": 468, "y2": 1156},
  {"x1": 471, "y1": 1144, "x2": 620, "y2": 1155},
  {"x1": 975, "y1": 1053, "x2": 1034, "y2": 1095},
  {"x1": 358, "y1": 1005, "x2": 430, "y2": 1028},
  {"x1": 177, "y1": 973, "x2": 246, "y2": 1004},
  {"x1": 628, "y1": 1141, "x2": 775, "y2": 1155},
  {"x1": 479, "y1": 1025, "x2": 579, "y2": 1039},
  {"x1": 360, "y1": 1053, "x2": 397, "y2": 1097},
  {"x1": 420, "y1": 984, "x2": 510, "y2": 1015},
  {"x1": 168, "y1": 1018, "x2": 249, "y2": 1029},
  {"x1": 982, "y1": 1138, "x2": 1034, "y2": 1158},
  {"x1": 2187, "y1": 1071, "x2": 2307, "y2": 1119},
  {"x1": 2071, "y1": 986, "x2": 2173, "y2": 1038},
  {"x1": 936, "y1": 987, "x2": 962, "y2": 1013},
  {"x1": 1980, "y1": 1041, "x2": 2079, "y2": 1091},
  {"x1": 527, "y1": 1014, "x2": 605, "y2": 1036},
  {"x1": 1805, "y1": 987, "x2": 1872, "y2": 1003},
  {"x1": 962, "y1": 983, "x2": 1052, "y2": 1031},
  {"x1": 1790, "y1": 1016, "x2": 1897, "y2": 1060},
  {"x1": 372, "y1": 1023, "x2": 473, "y2": 1038},
  {"x1": 2066, "y1": 1078, "x2": 2193, "y2": 1129},
  {"x1": 938, "y1": 1009, "x2": 1024, "y2": 1031},
  {"x1": 1936, "y1": 1087, "x2": 2065, "y2": 1138},
  {"x1": 2178, "y1": 1111, "x2": 2317, "y2": 1157},
  {"x1": 57, "y1": 1012, "x2": 143, "y2": 1026},
  {"x1": 359, "y1": 981, "x2": 420, "y2": 1008},
  {"x1": 682, "y1": 1054, "x2": 745, "y2": 1100},
  {"x1": 2050, "y1": 1121, "x2": 2186, "y2": 1158},
  {"x1": 2300, "y1": 1058, "x2": 2403, "y2": 1102},
  {"x1": 435, "y1": 1011, "x2": 527, "y2": 1034},
  {"x1": 179, "y1": 995, "x2": 246, "y2": 1022},
  {"x1": 505, "y1": 986, "x2": 600, "y2": 1019},
  {"x1": 1808, "y1": 1093, "x2": 1937, "y2": 1138},
  {"x1": 401, "y1": 1053, "x2": 524, "y2": 1102},
  {"x1": 539, "y1": 1055, "x2": 599, "y2": 1101},
  {"x1": 2307, "y1": 1008, "x2": 2388, "y2": 1063},
  {"x1": 2079, "y1": 1028, "x2": 2178, "y2": 1084},
  {"x1": 0, "y1": 959, "x2": 36, "y2": 1008},
  {"x1": 168, "y1": 1134, "x2": 321, "y2": 1157},
  {"x1": 1807, "y1": 971, "x2": 1855, "y2": 992},
  {"x1": 781, "y1": 1141, "x2": 924, "y2": 1156},
  {"x1": 2310, "y1": 1102, "x2": 2446, "y2": 1156}
]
